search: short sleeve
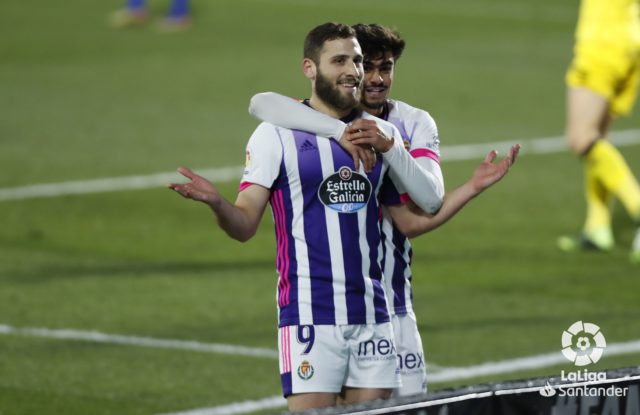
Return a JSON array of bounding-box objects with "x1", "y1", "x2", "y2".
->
[{"x1": 241, "y1": 122, "x2": 283, "y2": 191}]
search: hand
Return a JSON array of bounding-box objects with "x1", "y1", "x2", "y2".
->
[
  {"x1": 344, "y1": 119, "x2": 395, "y2": 153},
  {"x1": 168, "y1": 167, "x2": 222, "y2": 207},
  {"x1": 338, "y1": 132, "x2": 377, "y2": 173},
  {"x1": 471, "y1": 144, "x2": 520, "y2": 193}
]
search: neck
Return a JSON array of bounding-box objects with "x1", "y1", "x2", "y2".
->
[
  {"x1": 308, "y1": 94, "x2": 353, "y2": 119},
  {"x1": 361, "y1": 100, "x2": 386, "y2": 119},
  {"x1": 363, "y1": 105, "x2": 384, "y2": 118}
]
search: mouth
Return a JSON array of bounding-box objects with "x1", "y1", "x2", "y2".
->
[
  {"x1": 364, "y1": 85, "x2": 387, "y2": 99},
  {"x1": 338, "y1": 77, "x2": 361, "y2": 93}
]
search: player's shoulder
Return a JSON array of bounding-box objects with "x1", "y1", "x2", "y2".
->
[
  {"x1": 247, "y1": 122, "x2": 287, "y2": 149},
  {"x1": 251, "y1": 121, "x2": 289, "y2": 138},
  {"x1": 254, "y1": 121, "x2": 282, "y2": 133},
  {"x1": 388, "y1": 99, "x2": 436, "y2": 124}
]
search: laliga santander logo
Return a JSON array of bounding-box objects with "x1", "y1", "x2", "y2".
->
[
  {"x1": 539, "y1": 321, "x2": 608, "y2": 397},
  {"x1": 561, "y1": 321, "x2": 606, "y2": 366}
]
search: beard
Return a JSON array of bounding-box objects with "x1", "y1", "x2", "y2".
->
[
  {"x1": 315, "y1": 68, "x2": 361, "y2": 112},
  {"x1": 360, "y1": 90, "x2": 386, "y2": 112}
]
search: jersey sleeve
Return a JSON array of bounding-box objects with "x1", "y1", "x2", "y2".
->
[
  {"x1": 378, "y1": 119, "x2": 444, "y2": 214},
  {"x1": 240, "y1": 122, "x2": 283, "y2": 191},
  {"x1": 407, "y1": 109, "x2": 441, "y2": 164},
  {"x1": 249, "y1": 92, "x2": 347, "y2": 139},
  {"x1": 406, "y1": 108, "x2": 445, "y2": 209}
]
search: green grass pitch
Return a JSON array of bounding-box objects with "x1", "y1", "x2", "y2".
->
[{"x1": 1, "y1": 0, "x2": 639, "y2": 414}]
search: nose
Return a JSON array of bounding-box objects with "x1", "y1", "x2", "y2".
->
[
  {"x1": 347, "y1": 59, "x2": 362, "y2": 78},
  {"x1": 370, "y1": 70, "x2": 384, "y2": 84}
]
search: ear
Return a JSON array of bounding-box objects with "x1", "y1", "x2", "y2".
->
[{"x1": 303, "y1": 58, "x2": 316, "y2": 81}]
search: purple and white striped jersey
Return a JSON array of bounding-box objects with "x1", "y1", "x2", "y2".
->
[
  {"x1": 380, "y1": 99, "x2": 441, "y2": 316},
  {"x1": 241, "y1": 111, "x2": 404, "y2": 328}
]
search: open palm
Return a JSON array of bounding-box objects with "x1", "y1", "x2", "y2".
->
[
  {"x1": 471, "y1": 144, "x2": 520, "y2": 192},
  {"x1": 168, "y1": 167, "x2": 222, "y2": 206}
]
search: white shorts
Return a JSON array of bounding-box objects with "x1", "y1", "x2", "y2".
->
[
  {"x1": 392, "y1": 312, "x2": 427, "y2": 396},
  {"x1": 278, "y1": 323, "x2": 400, "y2": 397}
]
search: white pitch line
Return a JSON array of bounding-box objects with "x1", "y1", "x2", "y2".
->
[
  {"x1": 156, "y1": 395, "x2": 287, "y2": 415},
  {"x1": 429, "y1": 339, "x2": 640, "y2": 382},
  {"x1": 441, "y1": 128, "x2": 640, "y2": 160},
  {"x1": 2, "y1": 322, "x2": 640, "y2": 414},
  {"x1": 160, "y1": 338, "x2": 640, "y2": 415},
  {"x1": 2, "y1": 129, "x2": 640, "y2": 202},
  {"x1": 0, "y1": 166, "x2": 243, "y2": 202},
  {"x1": 0, "y1": 324, "x2": 277, "y2": 359}
]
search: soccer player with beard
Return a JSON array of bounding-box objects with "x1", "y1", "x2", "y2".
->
[
  {"x1": 248, "y1": 23, "x2": 519, "y2": 396},
  {"x1": 168, "y1": 23, "x2": 446, "y2": 411}
]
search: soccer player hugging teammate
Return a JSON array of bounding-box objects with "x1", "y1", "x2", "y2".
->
[
  {"x1": 169, "y1": 22, "x2": 456, "y2": 411},
  {"x1": 249, "y1": 23, "x2": 519, "y2": 397}
]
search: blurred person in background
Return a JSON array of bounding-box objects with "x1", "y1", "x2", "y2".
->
[
  {"x1": 558, "y1": 0, "x2": 640, "y2": 263},
  {"x1": 249, "y1": 23, "x2": 520, "y2": 397},
  {"x1": 109, "y1": 0, "x2": 191, "y2": 32}
]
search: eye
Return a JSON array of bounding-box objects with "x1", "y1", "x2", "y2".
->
[{"x1": 381, "y1": 64, "x2": 393, "y2": 73}]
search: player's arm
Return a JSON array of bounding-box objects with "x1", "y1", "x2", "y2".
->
[
  {"x1": 392, "y1": 107, "x2": 445, "y2": 215},
  {"x1": 249, "y1": 92, "x2": 375, "y2": 172},
  {"x1": 168, "y1": 167, "x2": 270, "y2": 242},
  {"x1": 345, "y1": 118, "x2": 445, "y2": 215},
  {"x1": 386, "y1": 145, "x2": 520, "y2": 238},
  {"x1": 169, "y1": 123, "x2": 281, "y2": 242},
  {"x1": 250, "y1": 92, "x2": 346, "y2": 138}
]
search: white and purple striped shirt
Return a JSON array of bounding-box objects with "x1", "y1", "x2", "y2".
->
[
  {"x1": 241, "y1": 111, "x2": 404, "y2": 327},
  {"x1": 380, "y1": 99, "x2": 441, "y2": 316}
]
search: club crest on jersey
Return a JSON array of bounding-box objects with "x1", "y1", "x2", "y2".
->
[
  {"x1": 318, "y1": 166, "x2": 372, "y2": 214},
  {"x1": 297, "y1": 360, "x2": 314, "y2": 380}
]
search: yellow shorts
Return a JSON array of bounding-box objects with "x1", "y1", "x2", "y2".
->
[{"x1": 566, "y1": 41, "x2": 640, "y2": 116}]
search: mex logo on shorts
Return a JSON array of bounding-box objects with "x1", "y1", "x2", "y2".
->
[{"x1": 318, "y1": 166, "x2": 372, "y2": 214}]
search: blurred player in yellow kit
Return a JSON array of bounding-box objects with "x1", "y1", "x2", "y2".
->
[{"x1": 558, "y1": 0, "x2": 640, "y2": 262}]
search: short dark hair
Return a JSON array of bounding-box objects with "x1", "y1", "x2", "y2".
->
[
  {"x1": 352, "y1": 23, "x2": 405, "y2": 61},
  {"x1": 303, "y1": 22, "x2": 357, "y2": 64}
]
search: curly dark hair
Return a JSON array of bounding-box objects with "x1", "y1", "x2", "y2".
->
[{"x1": 352, "y1": 23, "x2": 405, "y2": 61}]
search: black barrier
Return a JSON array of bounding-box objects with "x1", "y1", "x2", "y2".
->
[{"x1": 289, "y1": 366, "x2": 640, "y2": 415}]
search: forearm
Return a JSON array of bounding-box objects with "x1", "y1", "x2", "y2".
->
[
  {"x1": 249, "y1": 92, "x2": 346, "y2": 139},
  {"x1": 208, "y1": 199, "x2": 260, "y2": 242},
  {"x1": 407, "y1": 180, "x2": 480, "y2": 236},
  {"x1": 382, "y1": 144, "x2": 445, "y2": 215},
  {"x1": 390, "y1": 145, "x2": 520, "y2": 238}
]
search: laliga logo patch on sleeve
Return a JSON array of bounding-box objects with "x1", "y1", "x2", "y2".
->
[
  {"x1": 317, "y1": 166, "x2": 372, "y2": 213},
  {"x1": 243, "y1": 150, "x2": 252, "y2": 176}
]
